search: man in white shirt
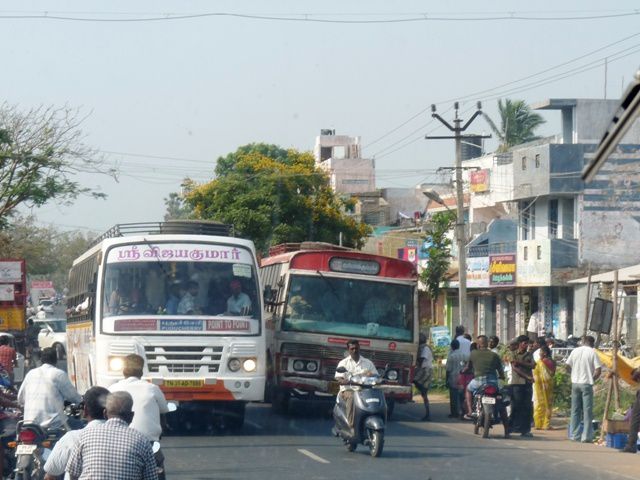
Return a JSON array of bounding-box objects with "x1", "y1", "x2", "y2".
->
[
  {"x1": 455, "y1": 325, "x2": 471, "y2": 356},
  {"x1": 109, "y1": 354, "x2": 169, "y2": 442},
  {"x1": 527, "y1": 311, "x2": 545, "y2": 340},
  {"x1": 226, "y1": 279, "x2": 252, "y2": 316},
  {"x1": 43, "y1": 386, "x2": 109, "y2": 480},
  {"x1": 334, "y1": 340, "x2": 377, "y2": 427},
  {"x1": 18, "y1": 347, "x2": 82, "y2": 429},
  {"x1": 565, "y1": 335, "x2": 602, "y2": 443}
]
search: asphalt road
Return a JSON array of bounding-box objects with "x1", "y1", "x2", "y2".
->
[{"x1": 161, "y1": 399, "x2": 638, "y2": 480}]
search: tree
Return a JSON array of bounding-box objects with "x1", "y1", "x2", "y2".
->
[
  {"x1": 419, "y1": 211, "x2": 456, "y2": 324},
  {"x1": 0, "y1": 216, "x2": 96, "y2": 289},
  {"x1": 164, "y1": 178, "x2": 195, "y2": 221},
  {"x1": 483, "y1": 99, "x2": 546, "y2": 152},
  {"x1": 214, "y1": 143, "x2": 289, "y2": 177},
  {"x1": 185, "y1": 145, "x2": 371, "y2": 253},
  {"x1": 0, "y1": 103, "x2": 116, "y2": 227}
]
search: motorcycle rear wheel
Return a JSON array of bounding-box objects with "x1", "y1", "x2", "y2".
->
[
  {"x1": 482, "y1": 405, "x2": 492, "y2": 438},
  {"x1": 367, "y1": 429, "x2": 384, "y2": 457}
]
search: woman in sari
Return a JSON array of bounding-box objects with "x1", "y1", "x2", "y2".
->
[{"x1": 533, "y1": 344, "x2": 556, "y2": 429}]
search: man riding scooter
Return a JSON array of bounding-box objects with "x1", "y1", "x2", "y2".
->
[
  {"x1": 334, "y1": 340, "x2": 377, "y2": 428},
  {"x1": 464, "y1": 335, "x2": 505, "y2": 419}
]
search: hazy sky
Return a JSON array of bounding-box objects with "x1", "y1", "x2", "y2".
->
[{"x1": 3, "y1": 0, "x2": 640, "y2": 233}]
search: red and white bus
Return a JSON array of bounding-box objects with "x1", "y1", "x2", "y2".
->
[{"x1": 260, "y1": 243, "x2": 419, "y2": 416}]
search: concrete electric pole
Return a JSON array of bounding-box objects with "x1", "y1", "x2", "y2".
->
[{"x1": 425, "y1": 102, "x2": 490, "y2": 332}]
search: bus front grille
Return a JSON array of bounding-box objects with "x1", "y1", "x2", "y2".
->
[{"x1": 144, "y1": 345, "x2": 223, "y2": 374}]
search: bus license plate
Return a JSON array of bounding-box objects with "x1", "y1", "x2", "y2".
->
[
  {"x1": 16, "y1": 444, "x2": 37, "y2": 455},
  {"x1": 164, "y1": 379, "x2": 204, "y2": 388},
  {"x1": 482, "y1": 397, "x2": 496, "y2": 405},
  {"x1": 328, "y1": 381, "x2": 340, "y2": 395}
]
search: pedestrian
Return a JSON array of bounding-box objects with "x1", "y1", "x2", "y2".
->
[
  {"x1": 43, "y1": 386, "x2": 109, "y2": 480},
  {"x1": 66, "y1": 391, "x2": 158, "y2": 480},
  {"x1": 0, "y1": 336, "x2": 17, "y2": 384},
  {"x1": 509, "y1": 334, "x2": 535, "y2": 437},
  {"x1": 489, "y1": 335, "x2": 500, "y2": 354},
  {"x1": 458, "y1": 342, "x2": 477, "y2": 417},
  {"x1": 413, "y1": 333, "x2": 433, "y2": 421},
  {"x1": 455, "y1": 326, "x2": 471, "y2": 356},
  {"x1": 527, "y1": 310, "x2": 544, "y2": 341},
  {"x1": 621, "y1": 367, "x2": 640, "y2": 453},
  {"x1": 565, "y1": 335, "x2": 602, "y2": 443},
  {"x1": 446, "y1": 339, "x2": 468, "y2": 419},
  {"x1": 533, "y1": 345, "x2": 555, "y2": 430}
]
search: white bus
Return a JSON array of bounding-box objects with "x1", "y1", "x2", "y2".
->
[{"x1": 65, "y1": 221, "x2": 265, "y2": 429}]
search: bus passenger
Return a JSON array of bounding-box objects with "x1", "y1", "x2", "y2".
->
[
  {"x1": 178, "y1": 281, "x2": 199, "y2": 315},
  {"x1": 165, "y1": 283, "x2": 182, "y2": 315},
  {"x1": 225, "y1": 279, "x2": 251, "y2": 316}
]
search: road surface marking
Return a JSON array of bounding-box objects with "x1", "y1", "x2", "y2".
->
[{"x1": 297, "y1": 449, "x2": 330, "y2": 464}]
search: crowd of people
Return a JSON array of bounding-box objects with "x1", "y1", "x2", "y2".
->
[
  {"x1": 412, "y1": 325, "x2": 609, "y2": 443},
  {"x1": 0, "y1": 347, "x2": 168, "y2": 479}
]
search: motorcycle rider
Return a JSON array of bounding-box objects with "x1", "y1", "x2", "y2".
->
[
  {"x1": 463, "y1": 335, "x2": 505, "y2": 419},
  {"x1": 109, "y1": 354, "x2": 169, "y2": 478},
  {"x1": 0, "y1": 380, "x2": 21, "y2": 479},
  {"x1": 334, "y1": 340, "x2": 377, "y2": 428},
  {"x1": 18, "y1": 347, "x2": 82, "y2": 429},
  {"x1": 43, "y1": 386, "x2": 109, "y2": 480}
]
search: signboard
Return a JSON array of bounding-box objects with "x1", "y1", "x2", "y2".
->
[
  {"x1": 107, "y1": 243, "x2": 254, "y2": 265},
  {"x1": 430, "y1": 326, "x2": 451, "y2": 347},
  {"x1": 489, "y1": 254, "x2": 516, "y2": 286},
  {"x1": 0, "y1": 261, "x2": 22, "y2": 283},
  {"x1": 0, "y1": 285, "x2": 14, "y2": 302},
  {"x1": 470, "y1": 169, "x2": 490, "y2": 193},
  {"x1": 31, "y1": 280, "x2": 54, "y2": 289},
  {"x1": 467, "y1": 256, "x2": 490, "y2": 288}
]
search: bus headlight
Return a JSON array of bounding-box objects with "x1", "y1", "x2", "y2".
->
[
  {"x1": 386, "y1": 369, "x2": 399, "y2": 381},
  {"x1": 243, "y1": 358, "x2": 257, "y2": 372},
  {"x1": 292, "y1": 359, "x2": 305, "y2": 371},
  {"x1": 109, "y1": 356, "x2": 124, "y2": 372},
  {"x1": 228, "y1": 358, "x2": 241, "y2": 372},
  {"x1": 306, "y1": 361, "x2": 318, "y2": 372}
]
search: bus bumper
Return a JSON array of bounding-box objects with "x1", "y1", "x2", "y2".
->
[{"x1": 281, "y1": 376, "x2": 412, "y2": 403}]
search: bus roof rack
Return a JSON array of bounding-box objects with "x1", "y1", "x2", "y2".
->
[
  {"x1": 268, "y1": 242, "x2": 352, "y2": 256},
  {"x1": 91, "y1": 221, "x2": 234, "y2": 246}
]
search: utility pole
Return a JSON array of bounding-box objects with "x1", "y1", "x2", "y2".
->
[{"x1": 425, "y1": 102, "x2": 490, "y2": 332}]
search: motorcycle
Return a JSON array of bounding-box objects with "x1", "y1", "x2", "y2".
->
[
  {"x1": 472, "y1": 383, "x2": 510, "y2": 439},
  {"x1": 331, "y1": 366, "x2": 386, "y2": 457},
  {"x1": 10, "y1": 403, "x2": 84, "y2": 480}
]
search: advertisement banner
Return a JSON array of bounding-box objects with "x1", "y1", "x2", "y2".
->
[
  {"x1": 470, "y1": 169, "x2": 490, "y2": 193},
  {"x1": 430, "y1": 326, "x2": 451, "y2": 347},
  {"x1": 489, "y1": 254, "x2": 516, "y2": 286},
  {"x1": 0, "y1": 261, "x2": 22, "y2": 283},
  {"x1": 467, "y1": 256, "x2": 490, "y2": 288}
]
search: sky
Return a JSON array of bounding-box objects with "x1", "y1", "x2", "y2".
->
[{"x1": 2, "y1": 0, "x2": 640, "y2": 234}]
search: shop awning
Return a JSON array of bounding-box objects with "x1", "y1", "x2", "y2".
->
[{"x1": 569, "y1": 263, "x2": 640, "y2": 284}]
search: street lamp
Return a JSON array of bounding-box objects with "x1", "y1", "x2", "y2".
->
[{"x1": 422, "y1": 190, "x2": 450, "y2": 209}]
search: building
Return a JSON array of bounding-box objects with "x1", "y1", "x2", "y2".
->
[
  {"x1": 313, "y1": 129, "x2": 375, "y2": 194},
  {"x1": 458, "y1": 98, "x2": 640, "y2": 341}
]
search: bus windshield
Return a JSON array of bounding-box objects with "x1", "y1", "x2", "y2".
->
[
  {"x1": 101, "y1": 242, "x2": 260, "y2": 334},
  {"x1": 282, "y1": 274, "x2": 413, "y2": 341}
]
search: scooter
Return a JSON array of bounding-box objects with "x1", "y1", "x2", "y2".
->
[
  {"x1": 332, "y1": 366, "x2": 386, "y2": 457},
  {"x1": 472, "y1": 383, "x2": 510, "y2": 439}
]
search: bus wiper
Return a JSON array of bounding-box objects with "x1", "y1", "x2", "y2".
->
[
  {"x1": 316, "y1": 270, "x2": 338, "y2": 299},
  {"x1": 142, "y1": 237, "x2": 172, "y2": 280}
]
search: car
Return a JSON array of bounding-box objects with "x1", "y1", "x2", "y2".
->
[
  {"x1": 0, "y1": 332, "x2": 25, "y2": 384},
  {"x1": 36, "y1": 318, "x2": 67, "y2": 360},
  {"x1": 38, "y1": 299, "x2": 54, "y2": 313}
]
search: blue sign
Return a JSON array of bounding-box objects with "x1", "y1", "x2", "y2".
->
[
  {"x1": 430, "y1": 326, "x2": 451, "y2": 347},
  {"x1": 159, "y1": 319, "x2": 203, "y2": 331}
]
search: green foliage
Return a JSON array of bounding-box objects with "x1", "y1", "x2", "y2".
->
[
  {"x1": 0, "y1": 104, "x2": 115, "y2": 227},
  {"x1": 483, "y1": 99, "x2": 546, "y2": 152},
  {"x1": 431, "y1": 345, "x2": 448, "y2": 361},
  {"x1": 185, "y1": 144, "x2": 371, "y2": 253},
  {"x1": 553, "y1": 367, "x2": 572, "y2": 414},
  {"x1": 163, "y1": 178, "x2": 195, "y2": 221},
  {"x1": 0, "y1": 216, "x2": 96, "y2": 289},
  {"x1": 419, "y1": 211, "x2": 456, "y2": 305}
]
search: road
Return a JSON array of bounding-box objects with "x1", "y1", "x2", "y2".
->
[{"x1": 161, "y1": 398, "x2": 638, "y2": 480}]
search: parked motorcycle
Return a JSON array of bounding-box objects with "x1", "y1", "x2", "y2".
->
[
  {"x1": 332, "y1": 366, "x2": 386, "y2": 457},
  {"x1": 472, "y1": 384, "x2": 510, "y2": 439},
  {"x1": 10, "y1": 403, "x2": 83, "y2": 480}
]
